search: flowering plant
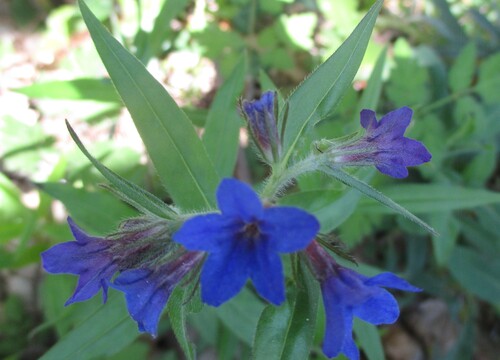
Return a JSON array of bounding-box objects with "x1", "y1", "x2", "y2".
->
[{"x1": 40, "y1": 1, "x2": 437, "y2": 359}]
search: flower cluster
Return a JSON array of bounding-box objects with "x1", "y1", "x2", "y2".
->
[
  {"x1": 42, "y1": 178, "x2": 320, "y2": 334},
  {"x1": 42, "y1": 216, "x2": 202, "y2": 335},
  {"x1": 42, "y1": 91, "x2": 431, "y2": 359}
]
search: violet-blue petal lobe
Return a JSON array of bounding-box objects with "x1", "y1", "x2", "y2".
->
[
  {"x1": 217, "y1": 178, "x2": 263, "y2": 221},
  {"x1": 173, "y1": 214, "x2": 238, "y2": 252},
  {"x1": 360, "y1": 109, "x2": 377, "y2": 130},
  {"x1": 365, "y1": 272, "x2": 422, "y2": 292},
  {"x1": 112, "y1": 269, "x2": 169, "y2": 336},
  {"x1": 201, "y1": 245, "x2": 250, "y2": 306},
  {"x1": 353, "y1": 289, "x2": 400, "y2": 325},
  {"x1": 261, "y1": 207, "x2": 319, "y2": 252},
  {"x1": 249, "y1": 247, "x2": 285, "y2": 305}
]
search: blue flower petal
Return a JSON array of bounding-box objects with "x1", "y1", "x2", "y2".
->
[
  {"x1": 216, "y1": 178, "x2": 263, "y2": 221},
  {"x1": 261, "y1": 207, "x2": 319, "y2": 253},
  {"x1": 353, "y1": 289, "x2": 400, "y2": 325},
  {"x1": 112, "y1": 252, "x2": 203, "y2": 336},
  {"x1": 249, "y1": 245, "x2": 285, "y2": 305},
  {"x1": 173, "y1": 214, "x2": 239, "y2": 252},
  {"x1": 41, "y1": 219, "x2": 117, "y2": 305},
  {"x1": 373, "y1": 106, "x2": 412, "y2": 139},
  {"x1": 112, "y1": 268, "x2": 169, "y2": 336},
  {"x1": 360, "y1": 109, "x2": 377, "y2": 130},
  {"x1": 67, "y1": 217, "x2": 100, "y2": 244},
  {"x1": 375, "y1": 162, "x2": 409, "y2": 178},
  {"x1": 65, "y1": 262, "x2": 116, "y2": 305},
  {"x1": 365, "y1": 272, "x2": 422, "y2": 292},
  {"x1": 201, "y1": 244, "x2": 250, "y2": 306},
  {"x1": 321, "y1": 281, "x2": 348, "y2": 358}
]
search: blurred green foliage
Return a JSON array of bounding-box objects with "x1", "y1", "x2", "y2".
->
[{"x1": 1, "y1": 0, "x2": 500, "y2": 359}]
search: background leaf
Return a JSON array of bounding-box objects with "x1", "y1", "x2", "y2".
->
[
  {"x1": 203, "y1": 55, "x2": 247, "y2": 177},
  {"x1": 40, "y1": 291, "x2": 139, "y2": 360},
  {"x1": 39, "y1": 182, "x2": 137, "y2": 235},
  {"x1": 79, "y1": 0, "x2": 219, "y2": 211}
]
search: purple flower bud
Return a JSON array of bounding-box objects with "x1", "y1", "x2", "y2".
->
[
  {"x1": 241, "y1": 91, "x2": 282, "y2": 163},
  {"x1": 327, "y1": 107, "x2": 431, "y2": 178},
  {"x1": 304, "y1": 241, "x2": 421, "y2": 360}
]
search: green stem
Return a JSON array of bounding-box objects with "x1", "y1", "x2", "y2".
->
[
  {"x1": 260, "y1": 153, "x2": 327, "y2": 201},
  {"x1": 416, "y1": 87, "x2": 473, "y2": 116}
]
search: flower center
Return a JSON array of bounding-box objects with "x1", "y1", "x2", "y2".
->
[{"x1": 242, "y1": 222, "x2": 260, "y2": 240}]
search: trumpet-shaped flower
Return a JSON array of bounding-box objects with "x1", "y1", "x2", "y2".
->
[
  {"x1": 173, "y1": 178, "x2": 319, "y2": 306},
  {"x1": 328, "y1": 107, "x2": 431, "y2": 178},
  {"x1": 41, "y1": 217, "x2": 117, "y2": 305},
  {"x1": 305, "y1": 241, "x2": 421, "y2": 360},
  {"x1": 112, "y1": 251, "x2": 204, "y2": 336}
]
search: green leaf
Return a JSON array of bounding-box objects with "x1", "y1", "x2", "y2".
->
[
  {"x1": 252, "y1": 264, "x2": 319, "y2": 359},
  {"x1": 280, "y1": 169, "x2": 375, "y2": 232},
  {"x1": 167, "y1": 287, "x2": 195, "y2": 360},
  {"x1": 66, "y1": 121, "x2": 176, "y2": 218},
  {"x1": 203, "y1": 56, "x2": 247, "y2": 177},
  {"x1": 40, "y1": 291, "x2": 139, "y2": 360},
  {"x1": 359, "y1": 184, "x2": 500, "y2": 214},
  {"x1": 476, "y1": 52, "x2": 500, "y2": 104},
  {"x1": 430, "y1": 212, "x2": 460, "y2": 266},
  {"x1": 353, "y1": 319, "x2": 384, "y2": 360},
  {"x1": 213, "y1": 288, "x2": 266, "y2": 345},
  {"x1": 448, "y1": 43, "x2": 476, "y2": 93},
  {"x1": 321, "y1": 167, "x2": 436, "y2": 235},
  {"x1": 282, "y1": 0, "x2": 382, "y2": 160},
  {"x1": 449, "y1": 246, "x2": 500, "y2": 305},
  {"x1": 39, "y1": 182, "x2": 137, "y2": 235},
  {"x1": 354, "y1": 47, "x2": 387, "y2": 119},
  {"x1": 134, "y1": 0, "x2": 189, "y2": 63},
  {"x1": 14, "y1": 78, "x2": 121, "y2": 102},
  {"x1": 79, "y1": 0, "x2": 219, "y2": 211}
]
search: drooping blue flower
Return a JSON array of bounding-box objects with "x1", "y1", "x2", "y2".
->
[
  {"x1": 41, "y1": 217, "x2": 118, "y2": 305},
  {"x1": 329, "y1": 107, "x2": 431, "y2": 178},
  {"x1": 305, "y1": 241, "x2": 421, "y2": 360},
  {"x1": 112, "y1": 251, "x2": 203, "y2": 336},
  {"x1": 173, "y1": 178, "x2": 319, "y2": 306},
  {"x1": 240, "y1": 91, "x2": 281, "y2": 162}
]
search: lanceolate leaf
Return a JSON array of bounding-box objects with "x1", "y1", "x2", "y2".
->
[
  {"x1": 252, "y1": 263, "x2": 318, "y2": 360},
  {"x1": 321, "y1": 167, "x2": 437, "y2": 235},
  {"x1": 79, "y1": 0, "x2": 219, "y2": 211},
  {"x1": 14, "y1": 78, "x2": 121, "y2": 102},
  {"x1": 282, "y1": 0, "x2": 383, "y2": 162},
  {"x1": 167, "y1": 288, "x2": 195, "y2": 360},
  {"x1": 40, "y1": 292, "x2": 139, "y2": 360},
  {"x1": 66, "y1": 121, "x2": 176, "y2": 218},
  {"x1": 203, "y1": 55, "x2": 247, "y2": 177}
]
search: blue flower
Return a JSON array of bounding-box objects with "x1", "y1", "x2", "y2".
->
[
  {"x1": 41, "y1": 217, "x2": 118, "y2": 305},
  {"x1": 330, "y1": 107, "x2": 431, "y2": 178},
  {"x1": 112, "y1": 251, "x2": 203, "y2": 336},
  {"x1": 240, "y1": 91, "x2": 281, "y2": 162},
  {"x1": 305, "y1": 242, "x2": 420, "y2": 360},
  {"x1": 173, "y1": 178, "x2": 319, "y2": 306}
]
